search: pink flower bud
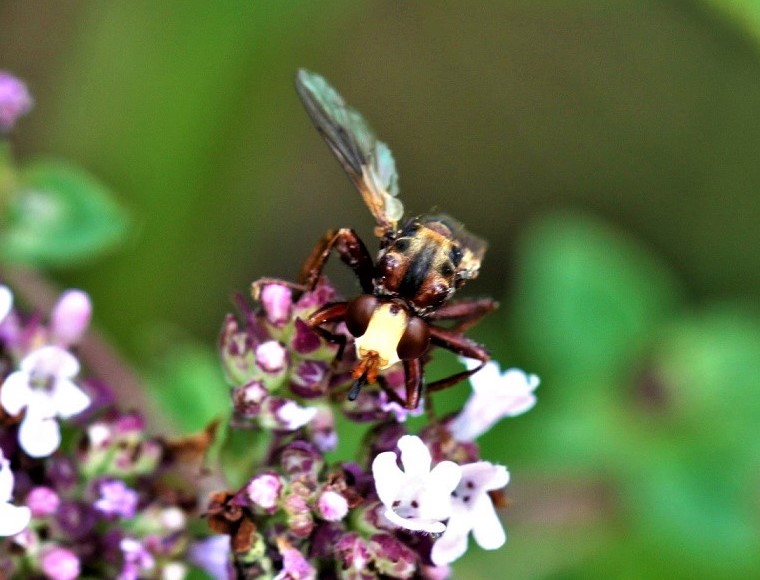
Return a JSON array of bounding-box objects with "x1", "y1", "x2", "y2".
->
[
  {"x1": 260, "y1": 284, "x2": 292, "y2": 326},
  {"x1": 51, "y1": 289, "x2": 92, "y2": 346},
  {"x1": 41, "y1": 547, "x2": 80, "y2": 580},
  {"x1": 246, "y1": 473, "x2": 282, "y2": 510},
  {"x1": 317, "y1": 490, "x2": 349, "y2": 522},
  {"x1": 255, "y1": 340, "x2": 287, "y2": 374},
  {"x1": 0, "y1": 71, "x2": 33, "y2": 133},
  {"x1": 26, "y1": 486, "x2": 60, "y2": 518}
]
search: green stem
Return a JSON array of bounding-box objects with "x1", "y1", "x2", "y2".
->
[{"x1": 0, "y1": 142, "x2": 18, "y2": 211}]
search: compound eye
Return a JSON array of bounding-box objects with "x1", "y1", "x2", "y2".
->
[
  {"x1": 345, "y1": 295, "x2": 379, "y2": 337},
  {"x1": 396, "y1": 316, "x2": 430, "y2": 360}
]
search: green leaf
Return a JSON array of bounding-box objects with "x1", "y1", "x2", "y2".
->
[
  {"x1": 0, "y1": 160, "x2": 129, "y2": 266},
  {"x1": 512, "y1": 212, "x2": 682, "y2": 382},
  {"x1": 653, "y1": 305, "x2": 760, "y2": 448}
]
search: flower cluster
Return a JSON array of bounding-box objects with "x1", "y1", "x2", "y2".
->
[
  {"x1": 211, "y1": 278, "x2": 539, "y2": 578},
  {"x1": 0, "y1": 284, "x2": 223, "y2": 578}
]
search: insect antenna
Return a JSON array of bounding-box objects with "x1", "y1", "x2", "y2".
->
[{"x1": 348, "y1": 373, "x2": 368, "y2": 401}]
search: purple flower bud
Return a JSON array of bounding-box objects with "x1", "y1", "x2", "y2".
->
[
  {"x1": 55, "y1": 501, "x2": 97, "y2": 540},
  {"x1": 26, "y1": 486, "x2": 60, "y2": 517},
  {"x1": 335, "y1": 533, "x2": 372, "y2": 575},
  {"x1": 291, "y1": 319, "x2": 321, "y2": 355},
  {"x1": 261, "y1": 396, "x2": 317, "y2": 432},
  {"x1": 290, "y1": 360, "x2": 329, "y2": 399},
  {"x1": 47, "y1": 456, "x2": 79, "y2": 491},
  {"x1": 40, "y1": 547, "x2": 80, "y2": 580},
  {"x1": 219, "y1": 315, "x2": 258, "y2": 386},
  {"x1": 316, "y1": 490, "x2": 348, "y2": 522},
  {"x1": 232, "y1": 380, "x2": 268, "y2": 418},
  {"x1": 255, "y1": 340, "x2": 287, "y2": 374},
  {"x1": 369, "y1": 533, "x2": 418, "y2": 579},
  {"x1": 276, "y1": 543, "x2": 316, "y2": 580},
  {"x1": 50, "y1": 289, "x2": 92, "y2": 346},
  {"x1": 292, "y1": 279, "x2": 338, "y2": 315},
  {"x1": 0, "y1": 71, "x2": 33, "y2": 133},
  {"x1": 283, "y1": 493, "x2": 314, "y2": 538},
  {"x1": 280, "y1": 441, "x2": 323, "y2": 484},
  {"x1": 309, "y1": 522, "x2": 344, "y2": 559},
  {"x1": 246, "y1": 473, "x2": 282, "y2": 511},
  {"x1": 94, "y1": 479, "x2": 139, "y2": 519},
  {"x1": 307, "y1": 406, "x2": 337, "y2": 452},
  {"x1": 119, "y1": 537, "x2": 155, "y2": 579},
  {"x1": 260, "y1": 284, "x2": 293, "y2": 326}
]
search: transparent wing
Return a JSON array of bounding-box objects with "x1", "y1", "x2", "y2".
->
[
  {"x1": 296, "y1": 69, "x2": 403, "y2": 234},
  {"x1": 424, "y1": 213, "x2": 487, "y2": 281}
]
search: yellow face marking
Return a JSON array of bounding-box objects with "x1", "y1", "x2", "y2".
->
[{"x1": 354, "y1": 302, "x2": 409, "y2": 370}]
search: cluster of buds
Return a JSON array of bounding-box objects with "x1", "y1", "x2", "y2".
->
[
  {"x1": 213, "y1": 278, "x2": 539, "y2": 578},
  {"x1": 0, "y1": 284, "x2": 224, "y2": 579}
]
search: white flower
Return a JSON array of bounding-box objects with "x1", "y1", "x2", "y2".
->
[
  {"x1": 449, "y1": 359, "x2": 539, "y2": 442},
  {"x1": 275, "y1": 400, "x2": 317, "y2": 431},
  {"x1": 431, "y1": 461, "x2": 510, "y2": 565},
  {"x1": 0, "y1": 345, "x2": 91, "y2": 457},
  {"x1": 0, "y1": 285, "x2": 13, "y2": 324},
  {"x1": 0, "y1": 449, "x2": 32, "y2": 536},
  {"x1": 372, "y1": 435, "x2": 461, "y2": 534}
]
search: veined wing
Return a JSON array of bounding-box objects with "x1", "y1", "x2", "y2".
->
[
  {"x1": 423, "y1": 213, "x2": 487, "y2": 282},
  {"x1": 296, "y1": 69, "x2": 403, "y2": 235}
]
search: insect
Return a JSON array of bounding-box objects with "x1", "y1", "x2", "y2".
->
[{"x1": 265, "y1": 70, "x2": 497, "y2": 410}]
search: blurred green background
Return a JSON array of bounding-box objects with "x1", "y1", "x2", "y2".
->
[{"x1": 2, "y1": 1, "x2": 760, "y2": 578}]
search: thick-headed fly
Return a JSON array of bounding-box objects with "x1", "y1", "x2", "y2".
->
[{"x1": 259, "y1": 70, "x2": 497, "y2": 410}]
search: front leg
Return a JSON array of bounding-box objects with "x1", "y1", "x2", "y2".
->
[
  {"x1": 305, "y1": 301, "x2": 349, "y2": 360},
  {"x1": 299, "y1": 228, "x2": 375, "y2": 294},
  {"x1": 424, "y1": 325, "x2": 490, "y2": 393}
]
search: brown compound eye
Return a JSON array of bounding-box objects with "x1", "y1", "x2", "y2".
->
[
  {"x1": 345, "y1": 295, "x2": 379, "y2": 337},
  {"x1": 397, "y1": 316, "x2": 430, "y2": 360}
]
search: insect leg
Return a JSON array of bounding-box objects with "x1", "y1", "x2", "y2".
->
[
  {"x1": 402, "y1": 358, "x2": 423, "y2": 409},
  {"x1": 375, "y1": 374, "x2": 406, "y2": 407},
  {"x1": 426, "y1": 297, "x2": 499, "y2": 333},
  {"x1": 424, "y1": 326, "x2": 490, "y2": 393},
  {"x1": 300, "y1": 228, "x2": 375, "y2": 294},
  {"x1": 306, "y1": 301, "x2": 349, "y2": 360}
]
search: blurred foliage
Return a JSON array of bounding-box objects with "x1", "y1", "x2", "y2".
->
[
  {"x1": 2, "y1": 0, "x2": 760, "y2": 578},
  {"x1": 0, "y1": 157, "x2": 128, "y2": 265}
]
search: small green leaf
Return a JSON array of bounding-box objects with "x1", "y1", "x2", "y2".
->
[
  {"x1": 512, "y1": 212, "x2": 682, "y2": 381},
  {"x1": 0, "y1": 160, "x2": 129, "y2": 266}
]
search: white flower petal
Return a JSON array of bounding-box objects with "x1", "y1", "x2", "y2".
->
[
  {"x1": 26, "y1": 390, "x2": 57, "y2": 420},
  {"x1": 460, "y1": 462, "x2": 510, "y2": 492},
  {"x1": 19, "y1": 416, "x2": 61, "y2": 458},
  {"x1": 0, "y1": 502, "x2": 31, "y2": 536},
  {"x1": 20, "y1": 346, "x2": 79, "y2": 379},
  {"x1": 372, "y1": 451, "x2": 405, "y2": 506},
  {"x1": 450, "y1": 361, "x2": 540, "y2": 441},
  {"x1": 430, "y1": 525, "x2": 469, "y2": 566},
  {"x1": 471, "y1": 496, "x2": 506, "y2": 550},
  {"x1": 428, "y1": 460, "x2": 462, "y2": 496},
  {"x1": 466, "y1": 360, "x2": 501, "y2": 390},
  {"x1": 0, "y1": 285, "x2": 13, "y2": 324},
  {"x1": 397, "y1": 435, "x2": 431, "y2": 480},
  {"x1": 383, "y1": 507, "x2": 446, "y2": 534},
  {"x1": 0, "y1": 372, "x2": 32, "y2": 416},
  {"x1": 276, "y1": 401, "x2": 317, "y2": 430},
  {"x1": 52, "y1": 379, "x2": 90, "y2": 418}
]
